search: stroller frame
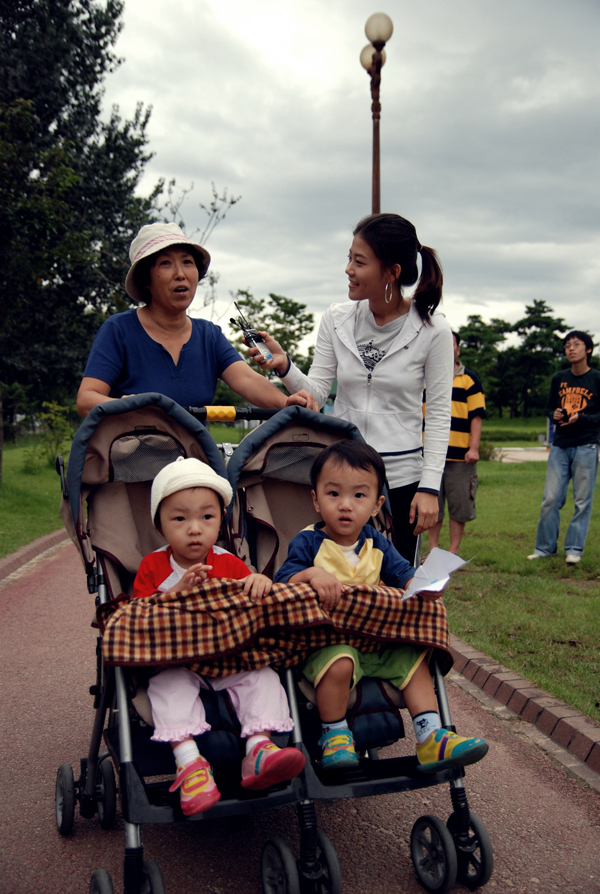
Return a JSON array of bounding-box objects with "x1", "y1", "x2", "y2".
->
[{"x1": 55, "y1": 396, "x2": 492, "y2": 894}]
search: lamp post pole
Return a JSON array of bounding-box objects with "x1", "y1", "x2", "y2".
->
[{"x1": 361, "y1": 14, "x2": 394, "y2": 215}]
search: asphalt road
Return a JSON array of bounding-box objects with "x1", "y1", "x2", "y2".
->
[{"x1": 1, "y1": 542, "x2": 600, "y2": 894}]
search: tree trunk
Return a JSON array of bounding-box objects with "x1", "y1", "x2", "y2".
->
[{"x1": 0, "y1": 382, "x2": 3, "y2": 484}]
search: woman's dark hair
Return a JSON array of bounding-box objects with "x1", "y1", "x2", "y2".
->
[
  {"x1": 311, "y1": 440, "x2": 388, "y2": 498},
  {"x1": 563, "y1": 330, "x2": 593, "y2": 356},
  {"x1": 133, "y1": 246, "x2": 207, "y2": 305},
  {"x1": 353, "y1": 213, "x2": 443, "y2": 324}
]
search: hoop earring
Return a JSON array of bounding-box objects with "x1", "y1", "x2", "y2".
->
[{"x1": 384, "y1": 282, "x2": 393, "y2": 304}]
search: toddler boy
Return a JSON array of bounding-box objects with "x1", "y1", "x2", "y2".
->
[{"x1": 275, "y1": 440, "x2": 488, "y2": 774}]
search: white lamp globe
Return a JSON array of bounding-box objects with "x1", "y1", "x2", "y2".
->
[
  {"x1": 365, "y1": 12, "x2": 393, "y2": 44},
  {"x1": 360, "y1": 44, "x2": 387, "y2": 71}
]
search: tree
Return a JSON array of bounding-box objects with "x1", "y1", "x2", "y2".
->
[
  {"x1": 457, "y1": 315, "x2": 511, "y2": 413},
  {"x1": 211, "y1": 290, "x2": 315, "y2": 405},
  {"x1": 512, "y1": 300, "x2": 570, "y2": 417},
  {"x1": 0, "y1": 0, "x2": 162, "y2": 480}
]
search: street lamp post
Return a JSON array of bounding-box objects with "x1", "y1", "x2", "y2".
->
[{"x1": 360, "y1": 13, "x2": 393, "y2": 215}]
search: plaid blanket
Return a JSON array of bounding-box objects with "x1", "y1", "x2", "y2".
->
[{"x1": 98, "y1": 579, "x2": 452, "y2": 676}]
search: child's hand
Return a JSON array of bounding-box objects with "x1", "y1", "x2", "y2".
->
[
  {"x1": 179, "y1": 564, "x2": 212, "y2": 590},
  {"x1": 417, "y1": 589, "x2": 443, "y2": 602},
  {"x1": 308, "y1": 569, "x2": 346, "y2": 612},
  {"x1": 243, "y1": 573, "x2": 273, "y2": 603}
]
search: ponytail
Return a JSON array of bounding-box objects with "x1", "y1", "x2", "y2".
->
[{"x1": 413, "y1": 245, "x2": 443, "y2": 324}]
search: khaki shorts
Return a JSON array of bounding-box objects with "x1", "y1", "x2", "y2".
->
[
  {"x1": 303, "y1": 643, "x2": 428, "y2": 691},
  {"x1": 437, "y1": 460, "x2": 478, "y2": 524}
]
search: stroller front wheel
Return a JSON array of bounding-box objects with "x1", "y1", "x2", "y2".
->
[
  {"x1": 410, "y1": 814, "x2": 458, "y2": 894},
  {"x1": 446, "y1": 811, "x2": 493, "y2": 889},
  {"x1": 261, "y1": 836, "x2": 300, "y2": 894},
  {"x1": 90, "y1": 868, "x2": 114, "y2": 894},
  {"x1": 96, "y1": 757, "x2": 117, "y2": 829},
  {"x1": 55, "y1": 763, "x2": 76, "y2": 835}
]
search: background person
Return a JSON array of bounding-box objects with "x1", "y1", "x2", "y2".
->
[
  {"x1": 528, "y1": 331, "x2": 600, "y2": 565},
  {"x1": 427, "y1": 331, "x2": 487, "y2": 556},
  {"x1": 77, "y1": 222, "x2": 316, "y2": 417},
  {"x1": 246, "y1": 212, "x2": 454, "y2": 563}
]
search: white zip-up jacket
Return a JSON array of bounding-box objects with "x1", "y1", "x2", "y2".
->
[{"x1": 282, "y1": 300, "x2": 453, "y2": 492}]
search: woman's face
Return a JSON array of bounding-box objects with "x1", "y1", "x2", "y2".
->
[
  {"x1": 147, "y1": 247, "x2": 199, "y2": 313},
  {"x1": 345, "y1": 235, "x2": 392, "y2": 303}
]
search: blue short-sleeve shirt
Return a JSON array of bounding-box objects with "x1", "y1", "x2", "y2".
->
[{"x1": 83, "y1": 309, "x2": 242, "y2": 407}]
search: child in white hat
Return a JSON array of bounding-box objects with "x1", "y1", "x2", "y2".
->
[{"x1": 134, "y1": 457, "x2": 305, "y2": 816}]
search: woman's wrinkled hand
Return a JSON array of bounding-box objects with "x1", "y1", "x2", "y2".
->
[
  {"x1": 285, "y1": 390, "x2": 320, "y2": 412},
  {"x1": 409, "y1": 491, "x2": 440, "y2": 536}
]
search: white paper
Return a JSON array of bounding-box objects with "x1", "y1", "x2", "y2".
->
[{"x1": 402, "y1": 547, "x2": 471, "y2": 600}]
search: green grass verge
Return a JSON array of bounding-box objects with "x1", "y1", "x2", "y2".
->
[
  {"x1": 430, "y1": 460, "x2": 600, "y2": 723},
  {"x1": 0, "y1": 443, "x2": 67, "y2": 558}
]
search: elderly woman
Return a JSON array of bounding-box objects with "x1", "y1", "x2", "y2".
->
[{"x1": 77, "y1": 222, "x2": 316, "y2": 417}]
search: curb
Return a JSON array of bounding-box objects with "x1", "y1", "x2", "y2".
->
[
  {"x1": 0, "y1": 528, "x2": 70, "y2": 584},
  {"x1": 450, "y1": 634, "x2": 600, "y2": 778},
  {"x1": 2, "y1": 534, "x2": 599, "y2": 781}
]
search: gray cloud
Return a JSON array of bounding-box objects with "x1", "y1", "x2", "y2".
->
[{"x1": 104, "y1": 0, "x2": 600, "y2": 342}]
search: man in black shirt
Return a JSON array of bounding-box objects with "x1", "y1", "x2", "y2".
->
[{"x1": 528, "y1": 331, "x2": 600, "y2": 564}]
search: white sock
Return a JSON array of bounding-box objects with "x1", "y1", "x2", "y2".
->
[
  {"x1": 321, "y1": 718, "x2": 349, "y2": 736},
  {"x1": 245, "y1": 734, "x2": 270, "y2": 755},
  {"x1": 413, "y1": 712, "x2": 441, "y2": 744},
  {"x1": 173, "y1": 739, "x2": 201, "y2": 769}
]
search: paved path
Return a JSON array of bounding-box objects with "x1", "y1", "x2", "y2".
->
[
  {"x1": 496, "y1": 448, "x2": 549, "y2": 463},
  {"x1": 1, "y1": 540, "x2": 600, "y2": 893}
]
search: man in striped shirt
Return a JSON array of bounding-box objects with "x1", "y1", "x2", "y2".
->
[{"x1": 427, "y1": 331, "x2": 487, "y2": 555}]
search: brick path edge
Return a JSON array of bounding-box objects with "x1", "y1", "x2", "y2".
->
[
  {"x1": 0, "y1": 528, "x2": 69, "y2": 583},
  {"x1": 450, "y1": 633, "x2": 600, "y2": 777}
]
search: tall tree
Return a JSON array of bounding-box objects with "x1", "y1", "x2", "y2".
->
[
  {"x1": 512, "y1": 300, "x2": 570, "y2": 417},
  {"x1": 0, "y1": 0, "x2": 161, "y2": 479},
  {"x1": 457, "y1": 315, "x2": 511, "y2": 409}
]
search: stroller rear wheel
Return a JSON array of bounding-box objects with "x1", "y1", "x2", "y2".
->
[
  {"x1": 142, "y1": 859, "x2": 166, "y2": 894},
  {"x1": 96, "y1": 757, "x2": 117, "y2": 829},
  {"x1": 90, "y1": 868, "x2": 114, "y2": 893},
  {"x1": 410, "y1": 814, "x2": 457, "y2": 894},
  {"x1": 55, "y1": 763, "x2": 76, "y2": 835},
  {"x1": 447, "y1": 811, "x2": 493, "y2": 889},
  {"x1": 261, "y1": 836, "x2": 300, "y2": 894}
]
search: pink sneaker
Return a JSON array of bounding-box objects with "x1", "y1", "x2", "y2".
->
[
  {"x1": 241, "y1": 740, "x2": 305, "y2": 791},
  {"x1": 169, "y1": 756, "x2": 221, "y2": 816}
]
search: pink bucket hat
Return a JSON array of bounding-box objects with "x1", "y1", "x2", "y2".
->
[{"x1": 125, "y1": 222, "x2": 211, "y2": 303}]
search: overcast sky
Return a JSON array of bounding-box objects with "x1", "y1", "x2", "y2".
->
[{"x1": 103, "y1": 0, "x2": 600, "y2": 349}]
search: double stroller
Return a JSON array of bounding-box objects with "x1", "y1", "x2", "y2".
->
[{"x1": 55, "y1": 393, "x2": 493, "y2": 894}]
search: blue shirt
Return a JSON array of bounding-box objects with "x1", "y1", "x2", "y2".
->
[
  {"x1": 275, "y1": 522, "x2": 415, "y2": 589},
  {"x1": 83, "y1": 309, "x2": 242, "y2": 407}
]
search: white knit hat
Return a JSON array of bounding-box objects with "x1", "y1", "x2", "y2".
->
[
  {"x1": 125, "y1": 222, "x2": 211, "y2": 303},
  {"x1": 151, "y1": 457, "x2": 233, "y2": 523}
]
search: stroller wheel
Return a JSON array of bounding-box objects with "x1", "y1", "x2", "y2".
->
[
  {"x1": 55, "y1": 763, "x2": 76, "y2": 835},
  {"x1": 446, "y1": 811, "x2": 493, "y2": 889},
  {"x1": 312, "y1": 830, "x2": 342, "y2": 894},
  {"x1": 410, "y1": 814, "x2": 457, "y2": 894},
  {"x1": 90, "y1": 868, "x2": 114, "y2": 893},
  {"x1": 96, "y1": 758, "x2": 117, "y2": 829},
  {"x1": 142, "y1": 859, "x2": 166, "y2": 894},
  {"x1": 261, "y1": 836, "x2": 300, "y2": 894}
]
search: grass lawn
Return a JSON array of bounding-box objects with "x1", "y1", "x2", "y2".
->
[
  {"x1": 0, "y1": 441, "x2": 67, "y2": 558},
  {"x1": 430, "y1": 460, "x2": 600, "y2": 723}
]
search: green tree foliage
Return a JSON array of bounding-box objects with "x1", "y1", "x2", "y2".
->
[
  {"x1": 211, "y1": 290, "x2": 315, "y2": 406},
  {"x1": 0, "y1": 0, "x2": 160, "y2": 407},
  {"x1": 457, "y1": 300, "x2": 579, "y2": 418}
]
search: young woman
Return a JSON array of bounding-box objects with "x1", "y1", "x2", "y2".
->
[{"x1": 248, "y1": 213, "x2": 453, "y2": 562}]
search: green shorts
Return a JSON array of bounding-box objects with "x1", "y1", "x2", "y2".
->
[{"x1": 303, "y1": 643, "x2": 428, "y2": 691}]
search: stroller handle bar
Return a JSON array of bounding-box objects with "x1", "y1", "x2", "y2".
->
[{"x1": 188, "y1": 405, "x2": 281, "y2": 422}]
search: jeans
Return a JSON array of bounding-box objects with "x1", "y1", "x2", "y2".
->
[{"x1": 534, "y1": 442, "x2": 599, "y2": 557}]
